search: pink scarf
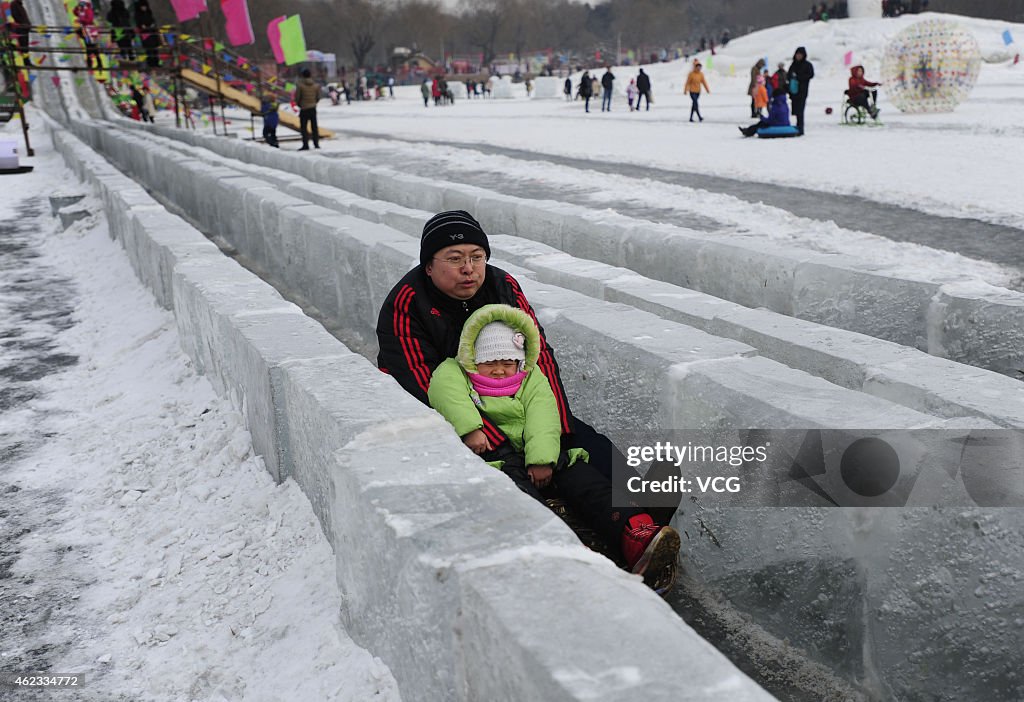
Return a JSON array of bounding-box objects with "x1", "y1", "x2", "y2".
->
[{"x1": 468, "y1": 371, "x2": 527, "y2": 397}]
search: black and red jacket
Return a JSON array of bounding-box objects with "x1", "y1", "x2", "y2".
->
[{"x1": 376, "y1": 264, "x2": 575, "y2": 448}]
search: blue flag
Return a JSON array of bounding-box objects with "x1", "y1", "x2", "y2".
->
[{"x1": 1004, "y1": 30, "x2": 1014, "y2": 45}]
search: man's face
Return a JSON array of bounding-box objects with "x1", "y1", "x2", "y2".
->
[{"x1": 425, "y1": 244, "x2": 487, "y2": 300}]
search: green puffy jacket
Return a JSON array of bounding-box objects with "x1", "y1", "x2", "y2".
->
[{"x1": 428, "y1": 304, "x2": 586, "y2": 470}]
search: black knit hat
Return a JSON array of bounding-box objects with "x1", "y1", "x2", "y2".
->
[{"x1": 420, "y1": 210, "x2": 490, "y2": 266}]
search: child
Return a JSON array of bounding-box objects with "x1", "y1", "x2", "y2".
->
[
  {"x1": 847, "y1": 65, "x2": 881, "y2": 119},
  {"x1": 753, "y1": 74, "x2": 768, "y2": 118},
  {"x1": 626, "y1": 78, "x2": 638, "y2": 112},
  {"x1": 72, "y1": 0, "x2": 101, "y2": 70},
  {"x1": 428, "y1": 304, "x2": 680, "y2": 594},
  {"x1": 260, "y1": 94, "x2": 279, "y2": 147}
]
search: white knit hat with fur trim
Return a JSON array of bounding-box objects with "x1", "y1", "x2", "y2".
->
[{"x1": 474, "y1": 321, "x2": 526, "y2": 364}]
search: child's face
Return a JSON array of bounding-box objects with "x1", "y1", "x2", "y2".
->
[{"x1": 476, "y1": 359, "x2": 520, "y2": 378}]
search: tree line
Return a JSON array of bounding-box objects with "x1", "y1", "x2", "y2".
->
[{"x1": 155, "y1": 0, "x2": 1022, "y2": 71}]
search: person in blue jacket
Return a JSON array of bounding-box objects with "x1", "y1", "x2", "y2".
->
[
  {"x1": 738, "y1": 88, "x2": 798, "y2": 137},
  {"x1": 260, "y1": 95, "x2": 279, "y2": 148}
]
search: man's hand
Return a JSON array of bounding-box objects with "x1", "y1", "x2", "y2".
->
[
  {"x1": 463, "y1": 429, "x2": 492, "y2": 455},
  {"x1": 527, "y1": 465, "x2": 553, "y2": 488}
]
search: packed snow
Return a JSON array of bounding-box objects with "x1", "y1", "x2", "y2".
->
[
  {"x1": 0, "y1": 138, "x2": 401, "y2": 701},
  {"x1": 304, "y1": 13, "x2": 1024, "y2": 235}
]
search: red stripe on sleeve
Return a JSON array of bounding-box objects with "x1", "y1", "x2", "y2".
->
[
  {"x1": 481, "y1": 417, "x2": 505, "y2": 446},
  {"x1": 507, "y1": 275, "x2": 571, "y2": 433},
  {"x1": 394, "y1": 286, "x2": 430, "y2": 394}
]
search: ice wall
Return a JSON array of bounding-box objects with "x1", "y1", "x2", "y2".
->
[
  {"x1": 44, "y1": 118, "x2": 777, "y2": 702},
  {"x1": 39, "y1": 74, "x2": 1024, "y2": 700}
]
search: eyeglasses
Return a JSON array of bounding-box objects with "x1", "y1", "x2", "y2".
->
[{"x1": 433, "y1": 254, "x2": 487, "y2": 269}]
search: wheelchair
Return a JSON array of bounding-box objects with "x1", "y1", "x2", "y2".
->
[{"x1": 842, "y1": 88, "x2": 881, "y2": 126}]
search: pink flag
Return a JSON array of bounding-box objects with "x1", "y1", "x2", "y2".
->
[
  {"x1": 843, "y1": 51, "x2": 853, "y2": 66},
  {"x1": 170, "y1": 0, "x2": 206, "y2": 23},
  {"x1": 267, "y1": 16, "x2": 286, "y2": 64},
  {"x1": 221, "y1": 0, "x2": 254, "y2": 46}
]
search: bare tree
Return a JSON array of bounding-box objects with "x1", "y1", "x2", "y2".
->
[
  {"x1": 500, "y1": 0, "x2": 545, "y2": 65},
  {"x1": 384, "y1": 0, "x2": 450, "y2": 61},
  {"x1": 460, "y1": 0, "x2": 505, "y2": 68},
  {"x1": 346, "y1": 0, "x2": 387, "y2": 68}
]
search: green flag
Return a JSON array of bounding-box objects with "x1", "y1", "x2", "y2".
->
[{"x1": 279, "y1": 15, "x2": 307, "y2": 66}]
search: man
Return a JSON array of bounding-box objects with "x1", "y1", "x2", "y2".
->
[
  {"x1": 787, "y1": 46, "x2": 815, "y2": 135},
  {"x1": 635, "y1": 68, "x2": 652, "y2": 111},
  {"x1": 578, "y1": 70, "x2": 592, "y2": 113},
  {"x1": 294, "y1": 68, "x2": 321, "y2": 150},
  {"x1": 9, "y1": 0, "x2": 32, "y2": 63},
  {"x1": 600, "y1": 66, "x2": 615, "y2": 112},
  {"x1": 376, "y1": 211, "x2": 681, "y2": 528}
]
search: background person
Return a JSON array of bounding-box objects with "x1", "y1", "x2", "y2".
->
[{"x1": 294, "y1": 68, "x2": 321, "y2": 150}]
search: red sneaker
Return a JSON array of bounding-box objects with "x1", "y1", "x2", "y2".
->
[{"x1": 621, "y1": 514, "x2": 680, "y2": 595}]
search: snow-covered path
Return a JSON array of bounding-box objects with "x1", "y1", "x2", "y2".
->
[{"x1": 0, "y1": 141, "x2": 401, "y2": 701}]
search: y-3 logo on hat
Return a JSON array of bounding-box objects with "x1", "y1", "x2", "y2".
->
[{"x1": 449, "y1": 233, "x2": 464, "y2": 240}]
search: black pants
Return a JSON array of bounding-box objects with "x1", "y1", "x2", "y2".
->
[
  {"x1": 500, "y1": 453, "x2": 641, "y2": 559},
  {"x1": 637, "y1": 89, "x2": 651, "y2": 110},
  {"x1": 114, "y1": 31, "x2": 135, "y2": 60},
  {"x1": 263, "y1": 121, "x2": 278, "y2": 147},
  {"x1": 791, "y1": 93, "x2": 807, "y2": 133},
  {"x1": 299, "y1": 108, "x2": 319, "y2": 148},
  {"x1": 563, "y1": 417, "x2": 680, "y2": 526},
  {"x1": 141, "y1": 36, "x2": 161, "y2": 68},
  {"x1": 481, "y1": 416, "x2": 681, "y2": 527}
]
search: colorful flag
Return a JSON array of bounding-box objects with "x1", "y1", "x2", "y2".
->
[
  {"x1": 267, "y1": 16, "x2": 287, "y2": 64},
  {"x1": 278, "y1": 15, "x2": 306, "y2": 66},
  {"x1": 1003, "y1": 30, "x2": 1014, "y2": 45},
  {"x1": 844, "y1": 50, "x2": 853, "y2": 66},
  {"x1": 169, "y1": 0, "x2": 206, "y2": 23}
]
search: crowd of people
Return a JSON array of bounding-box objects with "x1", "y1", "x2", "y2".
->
[
  {"x1": 882, "y1": 0, "x2": 930, "y2": 16},
  {"x1": 808, "y1": 2, "x2": 849, "y2": 21}
]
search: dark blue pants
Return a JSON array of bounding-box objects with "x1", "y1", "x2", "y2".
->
[{"x1": 689, "y1": 92, "x2": 702, "y2": 121}]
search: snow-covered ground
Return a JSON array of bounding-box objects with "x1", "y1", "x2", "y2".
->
[
  {"x1": 3, "y1": 9, "x2": 1023, "y2": 701},
  {"x1": 306, "y1": 13, "x2": 1024, "y2": 234},
  {"x1": 0, "y1": 138, "x2": 401, "y2": 701}
]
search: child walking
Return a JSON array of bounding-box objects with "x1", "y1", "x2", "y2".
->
[{"x1": 428, "y1": 304, "x2": 680, "y2": 594}]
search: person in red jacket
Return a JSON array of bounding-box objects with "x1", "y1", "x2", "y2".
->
[
  {"x1": 847, "y1": 65, "x2": 880, "y2": 119},
  {"x1": 72, "y1": 0, "x2": 101, "y2": 69}
]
